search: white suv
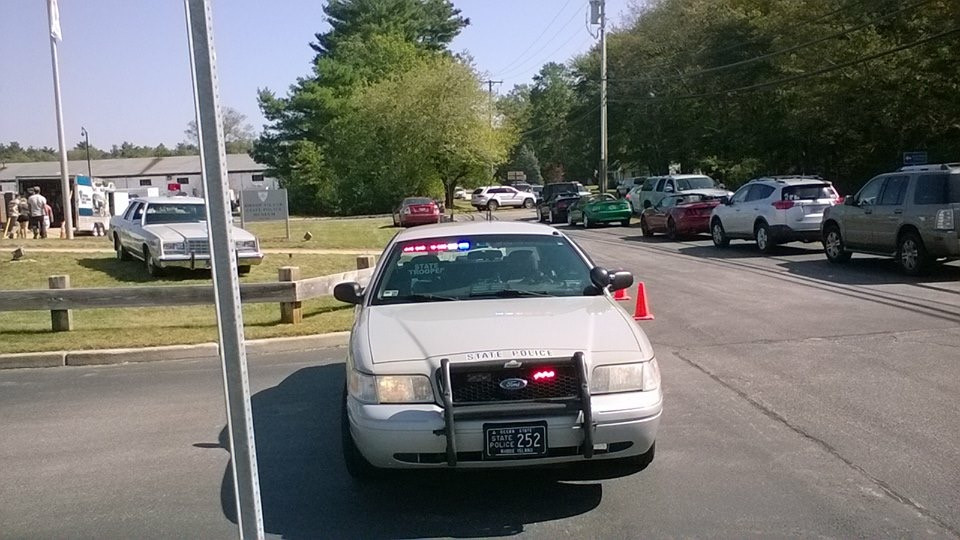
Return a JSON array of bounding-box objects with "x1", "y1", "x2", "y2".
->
[
  {"x1": 471, "y1": 186, "x2": 537, "y2": 211},
  {"x1": 710, "y1": 176, "x2": 840, "y2": 253}
]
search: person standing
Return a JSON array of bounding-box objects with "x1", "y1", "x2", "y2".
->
[
  {"x1": 27, "y1": 187, "x2": 48, "y2": 239},
  {"x1": 5, "y1": 195, "x2": 20, "y2": 239},
  {"x1": 17, "y1": 194, "x2": 30, "y2": 239}
]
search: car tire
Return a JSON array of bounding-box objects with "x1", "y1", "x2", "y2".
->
[
  {"x1": 583, "y1": 215, "x2": 591, "y2": 228},
  {"x1": 755, "y1": 222, "x2": 774, "y2": 253},
  {"x1": 640, "y1": 216, "x2": 654, "y2": 237},
  {"x1": 523, "y1": 198, "x2": 535, "y2": 209},
  {"x1": 620, "y1": 218, "x2": 631, "y2": 227},
  {"x1": 143, "y1": 246, "x2": 164, "y2": 277},
  {"x1": 897, "y1": 231, "x2": 930, "y2": 276},
  {"x1": 666, "y1": 218, "x2": 678, "y2": 241},
  {"x1": 487, "y1": 200, "x2": 499, "y2": 211},
  {"x1": 711, "y1": 219, "x2": 730, "y2": 247},
  {"x1": 823, "y1": 225, "x2": 852, "y2": 263},
  {"x1": 237, "y1": 265, "x2": 251, "y2": 275},
  {"x1": 567, "y1": 212, "x2": 575, "y2": 226},
  {"x1": 341, "y1": 387, "x2": 382, "y2": 480},
  {"x1": 114, "y1": 234, "x2": 131, "y2": 261}
]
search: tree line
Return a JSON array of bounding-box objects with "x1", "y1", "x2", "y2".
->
[{"x1": 498, "y1": 0, "x2": 960, "y2": 194}]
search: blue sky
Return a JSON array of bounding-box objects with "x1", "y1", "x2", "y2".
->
[{"x1": 0, "y1": 0, "x2": 633, "y2": 149}]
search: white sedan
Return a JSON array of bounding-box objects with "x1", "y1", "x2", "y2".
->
[
  {"x1": 333, "y1": 220, "x2": 662, "y2": 478},
  {"x1": 109, "y1": 196, "x2": 264, "y2": 276}
]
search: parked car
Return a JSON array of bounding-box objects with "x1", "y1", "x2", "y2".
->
[
  {"x1": 567, "y1": 193, "x2": 632, "y2": 228},
  {"x1": 536, "y1": 182, "x2": 581, "y2": 219},
  {"x1": 471, "y1": 186, "x2": 537, "y2": 211},
  {"x1": 821, "y1": 163, "x2": 960, "y2": 274},
  {"x1": 511, "y1": 182, "x2": 533, "y2": 193},
  {"x1": 625, "y1": 185, "x2": 645, "y2": 214},
  {"x1": 636, "y1": 174, "x2": 719, "y2": 211},
  {"x1": 453, "y1": 187, "x2": 469, "y2": 199},
  {"x1": 531, "y1": 185, "x2": 543, "y2": 203},
  {"x1": 617, "y1": 177, "x2": 646, "y2": 198},
  {"x1": 639, "y1": 191, "x2": 730, "y2": 240},
  {"x1": 538, "y1": 193, "x2": 581, "y2": 224},
  {"x1": 392, "y1": 197, "x2": 441, "y2": 228},
  {"x1": 540, "y1": 182, "x2": 581, "y2": 203},
  {"x1": 332, "y1": 220, "x2": 660, "y2": 478},
  {"x1": 710, "y1": 176, "x2": 840, "y2": 253},
  {"x1": 110, "y1": 196, "x2": 264, "y2": 277}
]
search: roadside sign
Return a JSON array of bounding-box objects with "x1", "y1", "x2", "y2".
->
[
  {"x1": 507, "y1": 171, "x2": 526, "y2": 181},
  {"x1": 903, "y1": 152, "x2": 928, "y2": 166},
  {"x1": 241, "y1": 188, "x2": 289, "y2": 239}
]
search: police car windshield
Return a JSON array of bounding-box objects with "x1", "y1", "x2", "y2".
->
[{"x1": 372, "y1": 234, "x2": 593, "y2": 305}]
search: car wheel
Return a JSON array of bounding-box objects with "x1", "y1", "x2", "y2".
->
[
  {"x1": 237, "y1": 265, "x2": 251, "y2": 275},
  {"x1": 114, "y1": 234, "x2": 131, "y2": 261},
  {"x1": 567, "y1": 212, "x2": 575, "y2": 226},
  {"x1": 523, "y1": 198, "x2": 535, "y2": 209},
  {"x1": 640, "y1": 216, "x2": 654, "y2": 237},
  {"x1": 487, "y1": 200, "x2": 499, "y2": 211},
  {"x1": 897, "y1": 231, "x2": 930, "y2": 276},
  {"x1": 143, "y1": 246, "x2": 164, "y2": 277},
  {"x1": 583, "y1": 215, "x2": 591, "y2": 228},
  {"x1": 341, "y1": 387, "x2": 382, "y2": 480},
  {"x1": 621, "y1": 218, "x2": 631, "y2": 227},
  {"x1": 711, "y1": 219, "x2": 730, "y2": 247},
  {"x1": 666, "y1": 218, "x2": 678, "y2": 241},
  {"x1": 755, "y1": 222, "x2": 774, "y2": 253},
  {"x1": 823, "y1": 225, "x2": 852, "y2": 263}
]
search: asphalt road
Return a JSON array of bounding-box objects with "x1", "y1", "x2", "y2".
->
[{"x1": 2, "y1": 214, "x2": 959, "y2": 539}]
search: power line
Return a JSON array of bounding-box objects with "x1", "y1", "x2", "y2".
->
[
  {"x1": 627, "y1": 0, "x2": 873, "y2": 73},
  {"x1": 608, "y1": 0, "x2": 935, "y2": 85},
  {"x1": 495, "y1": 6, "x2": 587, "y2": 79},
  {"x1": 518, "y1": 105, "x2": 600, "y2": 138},
  {"x1": 608, "y1": 26, "x2": 960, "y2": 104},
  {"x1": 499, "y1": 32, "x2": 594, "y2": 83},
  {"x1": 492, "y1": 0, "x2": 578, "y2": 75}
]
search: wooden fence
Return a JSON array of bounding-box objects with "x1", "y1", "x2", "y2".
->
[{"x1": 0, "y1": 255, "x2": 376, "y2": 331}]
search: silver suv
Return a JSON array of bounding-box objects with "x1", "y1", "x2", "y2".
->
[
  {"x1": 821, "y1": 164, "x2": 960, "y2": 274},
  {"x1": 471, "y1": 186, "x2": 537, "y2": 211},
  {"x1": 710, "y1": 176, "x2": 839, "y2": 253}
]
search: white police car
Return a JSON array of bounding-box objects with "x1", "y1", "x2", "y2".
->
[{"x1": 333, "y1": 221, "x2": 662, "y2": 478}]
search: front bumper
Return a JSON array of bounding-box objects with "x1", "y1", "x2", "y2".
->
[
  {"x1": 347, "y1": 387, "x2": 662, "y2": 469},
  {"x1": 158, "y1": 252, "x2": 265, "y2": 269}
]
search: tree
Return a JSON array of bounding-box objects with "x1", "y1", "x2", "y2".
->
[
  {"x1": 527, "y1": 63, "x2": 576, "y2": 180},
  {"x1": 499, "y1": 144, "x2": 542, "y2": 185},
  {"x1": 185, "y1": 106, "x2": 255, "y2": 154}
]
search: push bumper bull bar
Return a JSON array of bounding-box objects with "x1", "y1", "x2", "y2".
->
[{"x1": 435, "y1": 352, "x2": 595, "y2": 467}]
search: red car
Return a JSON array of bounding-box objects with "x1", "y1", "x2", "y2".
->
[
  {"x1": 392, "y1": 197, "x2": 441, "y2": 227},
  {"x1": 639, "y1": 191, "x2": 729, "y2": 239}
]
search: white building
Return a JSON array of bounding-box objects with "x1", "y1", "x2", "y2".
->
[{"x1": 0, "y1": 154, "x2": 277, "y2": 199}]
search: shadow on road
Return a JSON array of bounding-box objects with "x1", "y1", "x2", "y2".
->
[
  {"x1": 214, "y1": 364, "x2": 604, "y2": 538},
  {"x1": 676, "y1": 242, "x2": 819, "y2": 259},
  {"x1": 778, "y1": 257, "x2": 960, "y2": 286}
]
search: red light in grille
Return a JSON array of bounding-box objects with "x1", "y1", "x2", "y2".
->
[{"x1": 532, "y1": 369, "x2": 556, "y2": 381}]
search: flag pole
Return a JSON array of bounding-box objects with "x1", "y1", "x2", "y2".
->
[{"x1": 46, "y1": 0, "x2": 74, "y2": 239}]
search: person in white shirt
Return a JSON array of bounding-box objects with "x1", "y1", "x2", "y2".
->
[{"x1": 27, "y1": 187, "x2": 48, "y2": 239}]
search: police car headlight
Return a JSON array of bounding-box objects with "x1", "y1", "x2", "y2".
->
[
  {"x1": 347, "y1": 370, "x2": 434, "y2": 403},
  {"x1": 376, "y1": 376, "x2": 434, "y2": 403},
  {"x1": 591, "y1": 359, "x2": 660, "y2": 393},
  {"x1": 162, "y1": 242, "x2": 185, "y2": 253}
]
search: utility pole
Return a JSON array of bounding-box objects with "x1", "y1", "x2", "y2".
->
[
  {"x1": 483, "y1": 79, "x2": 502, "y2": 127},
  {"x1": 46, "y1": 0, "x2": 74, "y2": 239},
  {"x1": 80, "y1": 127, "x2": 92, "y2": 177},
  {"x1": 598, "y1": 0, "x2": 608, "y2": 194}
]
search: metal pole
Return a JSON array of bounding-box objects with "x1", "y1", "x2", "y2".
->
[
  {"x1": 81, "y1": 127, "x2": 92, "y2": 177},
  {"x1": 184, "y1": 1, "x2": 263, "y2": 539},
  {"x1": 46, "y1": 0, "x2": 74, "y2": 239},
  {"x1": 599, "y1": 0, "x2": 608, "y2": 194}
]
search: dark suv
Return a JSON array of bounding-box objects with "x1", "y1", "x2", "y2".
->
[
  {"x1": 537, "y1": 182, "x2": 581, "y2": 223},
  {"x1": 821, "y1": 163, "x2": 960, "y2": 274}
]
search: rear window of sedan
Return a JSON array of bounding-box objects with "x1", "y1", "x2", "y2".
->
[
  {"x1": 781, "y1": 184, "x2": 837, "y2": 201},
  {"x1": 403, "y1": 198, "x2": 434, "y2": 205},
  {"x1": 371, "y1": 234, "x2": 593, "y2": 305}
]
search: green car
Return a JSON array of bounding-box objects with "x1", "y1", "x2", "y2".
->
[{"x1": 567, "y1": 194, "x2": 632, "y2": 228}]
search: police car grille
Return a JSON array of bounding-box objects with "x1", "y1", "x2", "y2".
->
[
  {"x1": 187, "y1": 239, "x2": 209, "y2": 255},
  {"x1": 445, "y1": 363, "x2": 579, "y2": 403}
]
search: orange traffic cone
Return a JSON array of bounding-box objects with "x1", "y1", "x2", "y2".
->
[
  {"x1": 633, "y1": 282, "x2": 654, "y2": 321},
  {"x1": 613, "y1": 286, "x2": 631, "y2": 301}
]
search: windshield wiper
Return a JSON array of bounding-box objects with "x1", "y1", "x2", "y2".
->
[
  {"x1": 393, "y1": 293, "x2": 458, "y2": 303},
  {"x1": 469, "y1": 289, "x2": 555, "y2": 299}
]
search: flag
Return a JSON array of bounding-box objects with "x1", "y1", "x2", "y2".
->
[{"x1": 49, "y1": 0, "x2": 62, "y2": 41}]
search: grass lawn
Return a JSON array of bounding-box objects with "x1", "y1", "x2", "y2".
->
[
  {"x1": 0, "y1": 252, "x2": 362, "y2": 354},
  {"x1": 0, "y1": 215, "x2": 398, "y2": 252}
]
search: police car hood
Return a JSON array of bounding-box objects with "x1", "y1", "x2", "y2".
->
[{"x1": 362, "y1": 296, "x2": 649, "y2": 364}]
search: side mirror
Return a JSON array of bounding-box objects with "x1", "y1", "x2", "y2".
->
[
  {"x1": 609, "y1": 271, "x2": 634, "y2": 292},
  {"x1": 589, "y1": 267, "x2": 611, "y2": 289},
  {"x1": 844, "y1": 197, "x2": 856, "y2": 206},
  {"x1": 334, "y1": 282, "x2": 364, "y2": 305}
]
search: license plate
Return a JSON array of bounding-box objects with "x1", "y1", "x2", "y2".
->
[{"x1": 483, "y1": 421, "x2": 548, "y2": 459}]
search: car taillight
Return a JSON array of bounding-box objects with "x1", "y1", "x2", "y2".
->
[
  {"x1": 772, "y1": 200, "x2": 795, "y2": 210},
  {"x1": 403, "y1": 207, "x2": 412, "y2": 214},
  {"x1": 935, "y1": 209, "x2": 955, "y2": 230},
  {"x1": 834, "y1": 196, "x2": 844, "y2": 205}
]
